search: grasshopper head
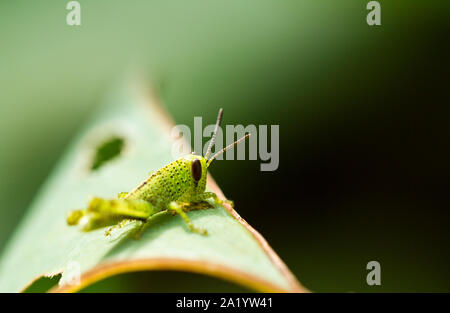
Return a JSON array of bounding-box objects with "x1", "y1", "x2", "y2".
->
[
  {"x1": 181, "y1": 153, "x2": 208, "y2": 194},
  {"x1": 176, "y1": 109, "x2": 250, "y2": 197},
  {"x1": 182, "y1": 109, "x2": 250, "y2": 193}
]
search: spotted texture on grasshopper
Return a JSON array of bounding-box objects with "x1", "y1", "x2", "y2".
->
[{"x1": 67, "y1": 109, "x2": 250, "y2": 237}]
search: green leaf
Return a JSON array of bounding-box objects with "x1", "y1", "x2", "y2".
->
[{"x1": 0, "y1": 78, "x2": 305, "y2": 293}]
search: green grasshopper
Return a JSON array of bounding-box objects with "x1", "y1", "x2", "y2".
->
[{"x1": 67, "y1": 109, "x2": 249, "y2": 237}]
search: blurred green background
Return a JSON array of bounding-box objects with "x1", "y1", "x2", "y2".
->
[{"x1": 1, "y1": 1, "x2": 450, "y2": 292}]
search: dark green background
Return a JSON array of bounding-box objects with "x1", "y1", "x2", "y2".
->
[{"x1": 1, "y1": 1, "x2": 449, "y2": 292}]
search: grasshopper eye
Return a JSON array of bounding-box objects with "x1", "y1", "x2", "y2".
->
[{"x1": 191, "y1": 159, "x2": 202, "y2": 182}]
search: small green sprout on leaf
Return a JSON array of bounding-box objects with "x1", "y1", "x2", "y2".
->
[{"x1": 67, "y1": 109, "x2": 248, "y2": 237}]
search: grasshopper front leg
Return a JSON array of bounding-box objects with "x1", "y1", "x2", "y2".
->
[
  {"x1": 192, "y1": 192, "x2": 234, "y2": 208},
  {"x1": 134, "y1": 201, "x2": 213, "y2": 238}
]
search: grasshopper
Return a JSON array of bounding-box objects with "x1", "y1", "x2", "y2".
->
[{"x1": 67, "y1": 109, "x2": 249, "y2": 237}]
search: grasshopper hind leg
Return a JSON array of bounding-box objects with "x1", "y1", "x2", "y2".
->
[
  {"x1": 133, "y1": 210, "x2": 167, "y2": 239},
  {"x1": 105, "y1": 218, "x2": 138, "y2": 237},
  {"x1": 67, "y1": 197, "x2": 155, "y2": 235}
]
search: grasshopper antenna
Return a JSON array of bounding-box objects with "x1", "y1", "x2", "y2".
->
[
  {"x1": 205, "y1": 108, "x2": 224, "y2": 159},
  {"x1": 207, "y1": 134, "x2": 250, "y2": 167}
]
